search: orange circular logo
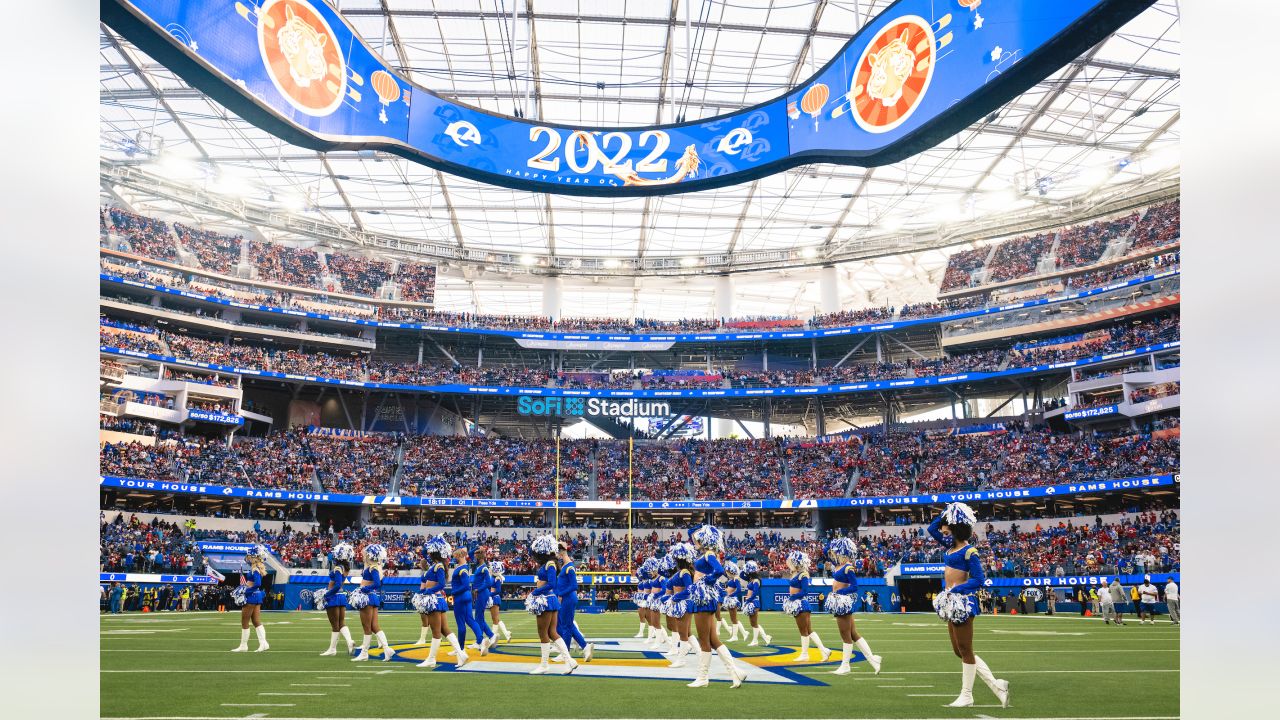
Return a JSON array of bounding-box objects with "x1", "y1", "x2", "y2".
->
[
  {"x1": 849, "y1": 16, "x2": 935, "y2": 134},
  {"x1": 257, "y1": 0, "x2": 346, "y2": 117}
]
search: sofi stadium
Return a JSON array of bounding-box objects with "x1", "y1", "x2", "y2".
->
[{"x1": 96, "y1": 1, "x2": 1181, "y2": 718}]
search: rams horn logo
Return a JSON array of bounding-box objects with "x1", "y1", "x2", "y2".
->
[
  {"x1": 716, "y1": 128, "x2": 753, "y2": 156},
  {"x1": 444, "y1": 121, "x2": 482, "y2": 147}
]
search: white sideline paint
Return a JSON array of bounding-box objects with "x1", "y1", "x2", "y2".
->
[
  {"x1": 258, "y1": 693, "x2": 326, "y2": 696},
  {"x1": 100, "y1": 668, "x2": 1179, "y2": 674},
  {"x1": 289, "y1": 684, "x2": 348, "y2": 687}
]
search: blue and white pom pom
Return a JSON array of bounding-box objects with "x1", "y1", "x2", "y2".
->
[
  {"x1": 932, "y1": 590, "x2": 974, "y2": 624},
  {"x1": 299, "y1": 589, "x2": 314, "y2": 608},
  {"x1": 668, "y1": 543, "x2": 695, "y2": 562},
  {"x1": 487, "y1": 560, "x2": 505, "y2": 579},
  {"x1": 524, "y1": 593, "x2": 549, "y2": 615},
  {"x1": 943, "y1": 502, "x2": 978, "y2": 526},
  {"x1": 231, "y1": 585, "x2": 248, "y2": 607},
  {"x1": 243, "y1": 544, "x2": 269, "y2": 563},
  {"x1": 781, "y1": 597, "x2": 805, "y2": 617},
  {"x1": 665, "y1": 598, "x2": 689, "y2": 619},
  {"x1": 825, "y1": 592, "x2": 856, "y2": 616},
  {"x1": 658, "y1": 555, "x2": 677, "y2": 574},
  {"x1": 410, "y1": 592, "x2": 435, "y2": 615},
  {"x1": 530, "y1": 534, "x2": 558, "y2": 556},
  {"x1": 691, "y1": 524, "x2": 723, "y2": 550},
  {"x1": 786, "y1": 550, "x2": 810, "y2": 571},
  {"x1": 347, "y1": 589, "x2": 370, "y2": 610},
  {"x1": 721, "y1": 595, "x2": 740, "y2": 610},
  {"x1": 827, "y1": 536, "x2": 858, "y2": 562},
  {"x1": 742, "y1": 560, "x2": 760, "y2": 575},
  {"x1": 741, "y1": 601, "x2": 758, "y2": 615},
  {"x1": 364, "y1": 544, "x2": 388, "y2": 565},
  {"x1": 423, "y1": 536, "x2": 452, "y2": 559},
  {"x1": 689, "y1": 581, "x2": 722, "y2": 607},
  {"x1": 331, "y1": 542, "x2": 355, "y2": 562},
  {"x1": 723, "y1": 560, "x2": 741, "y2": 578}
]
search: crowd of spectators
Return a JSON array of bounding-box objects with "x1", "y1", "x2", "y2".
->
[
  {"x1": 307, "y1": 434, "x2": 399, "y2": 495},
  {"x1": 100, "y1": 515, "x2": 198, "y2": 574},
  {"x1": 326, "y1": 252, "x2": 391, "y2": 297},
  {"x1": 99, "y1": 416, "x2": 179, "y2": 440},
  {"x1": 1128, "y1": 199, "x2": 1180, "y2": 251},
  {"x1": 987, "y1": 232, "x2": 1054, "y2": 282},
  {"x1": 174, "y1": 223, "x2": 242, "y2": 273},
  {"x1": 939, "y1": 247, "x2": 989, "y2": 292},
  {"x1": 1054, "y1": 214, "x2": 1137, "y2": 270},
  {"x1": 1131, "y1": 381, "x2": 1180, "y2": 404},
  {"x1": 249, "y1": 240, "x2": 325, "y2": 288},
  {"x1": 104, "y1": 207, "x2": 176, "y2": 261}
]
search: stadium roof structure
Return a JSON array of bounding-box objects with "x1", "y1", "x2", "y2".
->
[{"x1": 99, "y1": 0, "x2": 1180, "y2": 319}]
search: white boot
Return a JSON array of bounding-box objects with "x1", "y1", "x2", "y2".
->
[
  {"x1": 231, "y1": 628, "x2": 250, "y2": 652},
  {"x1": 254, "y1": 624, "x2": 269, "y2": 652},
  {"x1": 669, "y1": 640, "x2": 689, "y2": 668},
  {"x1": 417, "y1": 638, "x2": 440, "y2": 668},
  {"x1": 352, "y1": 634, "x2": 371, "y2": 662},
  {"x1": 794, "y1": 634, "x2": 810, "y2": 663},
  {"x1": 832, "y1": 642, "x2": 852, "y2": 675},
  {"x1": 687, "y1": 650, "x2": 713, "y2": 688},
  {"x1": 446, "y1": 633, "x2": 467, "y2": 668},
  {"x1": 856, "y1": 637, "x2": 882, "y2": 675},
  {"x1": 321, "y1": 631, "x2": 340, "y2": 656},
  {"x1": 554, "y1": 638, "x2": 578, "y2": 674},
  {"x1": 376, "y1": 631, "x2": 394, "y2": 661},
  {"x1": 716, "y1": 645, "x2": 744, "y2": 688},
  {"x1": 583, "y1": 642, "x2": 594, "y2": 662},
  {"x1": 499, "y1": 621, "x2": 512, "y2": 641},
  {"x1": 478, "y1": 634, "x2": 493, "y2": 656},
  {"x1": 735, "y1": 622, "x2": 748, "y2": 641},
  {"x1": 761, "y1": 627, "x2": 772, "y2": 645},
  {"x1": 974, "y1": 655, "x2": 1009, "y2": 708},
  {"x1": 747, "y1": 627, "x2": 760, "y2": 647},
  {"x1": 808, "y1": 632, "x2": 831, "y2": 662},
  {"x1": 530, "y1": 642, "x2": 551, "y2": 674},
  {"x1": 339, "y1": 626, "x2": 354, "y2": 652},
  {"x1": 947, "y1": 662, "x2": 977, "y2": 707},
  {"x1": 417, "y1": 627, "x2": 429, "y2": 645},
  {"x1": 635, "y1": 622, "x2": 648, "y2": 638}
]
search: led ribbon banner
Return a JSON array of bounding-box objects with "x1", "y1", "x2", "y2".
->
[{"x1": 102, "y1": 0, "x2": 1153, "y2": 197}]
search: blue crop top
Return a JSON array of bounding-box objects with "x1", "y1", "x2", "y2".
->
[
  {"x1": 421, "y1": 563, "x2": 446, "y2": 594},
  {"x1": 360, "y1": 567, "x2": 381, "y2": 592},
  {"x1": 533, "y1": 560, "x2": 558, "y2": 596},
  {"x1": 693, "y1": 551, "x2": 724, "y2": 586},
  {"x1": 670, "y1": 569, "x2": 692, "y2": 601},
  {"x1": 723, "y1": 578, "x2": 742, "y2": 595},
  {"x1": 788, "y1": 573, "x2": 809, "y2": 595},
  {"x1": 323, "y1": 568, "x2": 346, "y2": 599},
  {"x1": 928, "y1": 515, "x2": 986, "y2": 594},
  {"x1": 745, "y1": 579, "x2": 760, "y2": 601},
  {"x1": 832, "y1": 563, "x2": 858, "y2": 595}
]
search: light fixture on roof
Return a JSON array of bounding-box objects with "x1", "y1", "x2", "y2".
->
[
  {"x1": 680, "y1": 256, "x2": 699, "y2": 267},
  {"x1": 879, "y1": 215, "x2": 903, "y2": 232},
  {"x1": 602, "y1": 258, "x2": 621, "y2": 269},
  {"x1": 519, "y1": 254, "x2": 535, "y2": 266},
  {"x1": 799, "y1": 246, "x2": 818, "y2": 259}
]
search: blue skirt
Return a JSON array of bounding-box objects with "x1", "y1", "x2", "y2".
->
[
  {"x1": 324, "y1": 592, "x2": 348, "y2": 610},
  {"x1": 245, "y1": 590, "x2": 264, "y2": 606},
  {"x1": 365, "y1": 591, "x2": 382, "y2": 608}
]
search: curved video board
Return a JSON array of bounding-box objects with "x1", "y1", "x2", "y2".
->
[{"x1": 102, "y1": 0, "x2": 1152, "y2": 197}]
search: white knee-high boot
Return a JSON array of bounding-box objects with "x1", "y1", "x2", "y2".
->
[
  {"x1": 948, "y1": 662, "x2": 977, "y2": 707},
  {"x1": 856, "y1": 637, "x2": 882, "y2": 674},
  {"x1": 807, "y1": 632, "x2": 830, "y2": 661},
  {"x1": 498, "y1": 621, "x2": 511, "y2": 641},
  {"x1": 232, "y1": 628, "x2": 250, "y2": 652},
  {"x1": 418, "y1": 637, "x2": 441, "y2": 668},
  {"x1": 687, "y1": 649, "x2": 713, "y2": 688},
  {"x1": 352, "y1": 634, "x2": 371, "y2": 661},
  {"x1": 833, "y1": 642, "x2": 853, "y2": 674},
  {"x1": 715, "y1": 645, "x2": 744, "y2": 688},
  {"x1": 417, "y1": 626, "x2": 429, "y2": 645},
  {"x1": 795, "y1": 633, "x2": 810, "y2": 661},
  {"x1": 530, "y1": 643, "x2": 551, "y2": 674},
  {"x1": 554, "y1": 638, "x2": 578, "y2": 672},
  {"x1": 974, "y1": 655, "x2": 1010, "y2": 707},
  {"x1": 376, "y1": 631, "x2": 393, "y2": 660},
  {"x1": 339, "y1": 625, "x2": 354, "y2": 651},
  {"x1": 322, "y1": 631, "x2": 340, "y2": 656},
  {"x1": 254, "y1": 625, "x2": 269, "y2": 652},
  {"x1": 446, "y1": 633, "x2": 467, "y2": 667}
]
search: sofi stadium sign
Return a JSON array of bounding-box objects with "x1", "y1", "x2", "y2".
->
[
  {"x1": 516, "y1": 396, "x2": 670, "y2": 419},
  {"x1": 102, "y1": 0, "x2": 1152, "y2": 197}
]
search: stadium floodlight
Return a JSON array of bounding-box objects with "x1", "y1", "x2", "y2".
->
[
  {"x1": 520, "y1": 254, "x2": 536, "y2": 266},
  {"x1": 680, "y1": 256, "x2": 699, "y2": 267},
  {"x1": 1077, "y1": 166, "x2": 1110, "y2": 190},
  {"x1": 799, "y1": 246, "x2": 818, "y2": 259},
  {"x1": 879, "y1": 215, "x2": 903, "y2": 232},
  {"x1": 153, "y1": 153, "x2": 200, "y2": 180},
  {"x1": 602, "y1": 258, "x2": 621, "y2": 269}
]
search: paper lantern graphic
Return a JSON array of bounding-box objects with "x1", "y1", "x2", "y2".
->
[
  {"x1": 370, "y1": 70, "x2": 400, "y2": 124},
  {"x1": 800, "y1": 83, "x2": 830, "y2": 130}
]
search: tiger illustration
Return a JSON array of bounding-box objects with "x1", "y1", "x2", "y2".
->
[
  {"x1": 276, "y1": 4, "x2": 328, "y2": 88},
  {"x1": 865, "y1": 30, "x2": 916, "y2": 107}
]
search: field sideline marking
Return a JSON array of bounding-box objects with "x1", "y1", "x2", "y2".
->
[{"x1": 101, "y1": 668, "x2": 1178, "y2": 674}]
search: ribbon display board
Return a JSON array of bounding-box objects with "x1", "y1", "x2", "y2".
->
[{"x1": 103, "y1": 0, "x2": 1152, "y2": 197}]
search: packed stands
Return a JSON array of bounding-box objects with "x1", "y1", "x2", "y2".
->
[
  {"x1": 248, "y1": 240, "x2": 324, "y2": 288},
  {"x1": 1128, "y1": 199, "x2": 1180, "y2": 251},
  {"x1": 987, "y1": 233, "x2": 1053, "y2": 282},
  {"x1": 1054, "y1": 214, "x2": 1136, "y2": 270},
  {"x1": 174, "y1": 223, "x2": 242, "y2": 273},
  {"x1": 104, "y1": 207, "x2": 177, "y2": 261},
  {"x1": 100, "y1": 516, "x2": 198, "y2": 574},
  {"x1": 325, "y1": 252, "x2": 391, "y2": 297},
  {"x1": 939, "y1": 247, "x2": 988, "y2": 291}
]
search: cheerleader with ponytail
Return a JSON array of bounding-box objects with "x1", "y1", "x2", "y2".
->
[
  {"x1": 230, "y1": 545, "x2": 269, "y2": 652},
  {"x1": 687, "y1": 525, "x2": 745, "y2": 688},
  {"x1": 741, "y1": 560, "x2": 772, "y2": 646},
  {"x1": 825, "y1": 537, "x2": 882, "y2": 675},
  {"x1": 318, "y1": 542, "x2": 355, "y2": 656},
  {"x1": 782, "y1": 551, "x2": 831, "y2": 663},
  {"x1": 525, "y1": 534, "x2": 577, "y2": 675},
  {"x1": 929, "y1": 503, "x2": 1010, "y2": 708},
  {"x1": 664, "y1": 544, "x2": 695, "y2": 670},
  {"x1": 486, "y1": 559, "x2": 512, "y2": 642},
  {"x1": 719, "y1": 561, "x2": 748, "y2": 642},
  {"x1": 350, "y1": 544, "x2": 394, "y2": 662},
  {"x1": 470, "y1": 546, "x2": 497, "y2": 654},
  {"x1": 413, "y1": 537, "x2": 467, "y2": 668}
]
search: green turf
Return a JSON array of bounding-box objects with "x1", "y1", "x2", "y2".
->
[{"x1": 101, "y1": 609, "x2": 1178, "y2": 719}]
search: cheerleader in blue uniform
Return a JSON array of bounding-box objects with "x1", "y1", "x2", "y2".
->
[
  {"x1": 825, "y1": 537, "x2": 882, "y2": 675},
  {"x1": 470, "y1": 546, "x2": 497, "y2": 654},
  {"x1": 231, "y1": 544, "x2": 269, "y2": 652},
  {"x1": 741, "y1": 560, "x2": 772, "y2": 646},
  {"x1": 929, "y1": 503, "x2": 1009, "y2": 708},
  {"x1": 449, "y1": 546, "x2": 488, "y2": 660},
  {"x1": 554, "y1": 542, "x2": 594, "y2": 662},
  {"x1": 648, "y1": 557, "x2": 672, "y2": 650},
  {"x1": 638, "y1": 558, "x2": 667, "y2": 649},
  {"x1": 719, "y1": 561, "x2": 748, "y2": 642},
  {"x1": 687, "y1": 525, "x2": 745, "y2": 688},
  {"x1": 782, "y1": 550, "x2": 831, "y2": 663},
  {"x1": 633, "y1": 561, "x2": 651, "y2": 639},
  {"x1": 319, "y1": 542, "x2": 355, "y2": 656},
  {"x1": 486, "y1": 559, "x2": 512, "y2": 642},
  {"x1": 665, "y1": 545, "x2": 696, "y2": 669},
  {"x1": 349, "y1": 543, "x2": 394, "y2": 662},
  {"x1": 659, "y1": 554, "x2": 684, "y2": 660},
  {"x1": 413, "y1": 537, "x2": 467, "y2": 668},
  {"x1": 525, "y1": 534, "x2": 577, "y2": 675}
]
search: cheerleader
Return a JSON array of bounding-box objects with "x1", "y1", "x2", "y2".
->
[
  {"x1": 319, "y1": 542, "x2": 355, "y2": 656},
  {"x1": 638, "y1": 558, "x2": 669, "y2": 648},
  {"x1": 470, "y1": 546, "x2": 497, "y2": 654},
  {"x1": 633, "y1": 560, "x2": 651, "y2": 639},
  {"x1": 413, "y1": 537, "x2": 467, "y2": 668},
  {"x1": 825, "y1": 537, "x2": 882, "y2": 675},
  {"x1": 719, "y1": 561, "x2": 748, "y2": 641},
  {"x1": 658, "y1": 554, "x2": 684, "y2": 660},
  {"x1": 525, "y1": 534, "x2": 577, "y2": 675},
  {"x1": 448, "y1": 547, "x2": 489, "y2": 660},
  {"x1": 647, "y1": 557, "x2": 671, "y2": 649},
  {"x1": 665, "y1": 545, "x2": 695, "y2": 669},
  {"x1": 486, "y1": 559, "x2": 513, "y2": 642},
  {"x1": 553, "y1": 542, "x2": 594, "y2": 662},
  {"x1": 349, "y1": 544, "x2": 394, "y2": 662},
  {"x1": 782, "y1": 550, "x2": 831, "y2": 663},
  {"x1": 688, "y1": 525, "x2": 745, "y2": 688},
  {"x1": 230, "y1": 544, "x2": 269, "y2": 652},
  {"x1": 741, "y1": 560, "x2": 772, "y2": 646},
  {"x1": 929, "y1": 503, "x2": 1010, "y2": 708}
]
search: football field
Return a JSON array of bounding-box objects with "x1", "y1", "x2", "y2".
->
[{"x1": 101, "y1": 610, "x2": 1178, "y2": 719}]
